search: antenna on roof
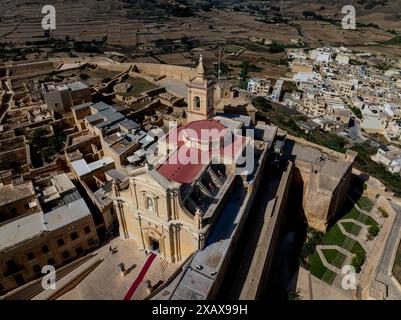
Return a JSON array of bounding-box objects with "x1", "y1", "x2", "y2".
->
[
  {"x1": 144, "y1": 158, "x2": 153, "y2": 171},
  {"x1": 218, "y1": 47, "x2": 223, "y2": 82}
]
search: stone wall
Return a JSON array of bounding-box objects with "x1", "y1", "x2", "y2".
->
[
  {"x1": 240, "y1": 161, "x2": 294, "y2": 299},
  {"x1": 97, "y1": 63, "x2": 196, "y2": 82}
]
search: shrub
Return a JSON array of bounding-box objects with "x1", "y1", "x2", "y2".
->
[
  {"x1": 352, "y1": 253, "x2": 365, "y2": 273},
  {"x1": 368, "y1": 224, "x2": 380, "y2": 239},
  {"x1": 379, "y1": 207, "x2": 389, "y2": 218},
  {"x1": 252, "y1": 97, "x2": 272, "y2": 111},
  {"x1": 300, "y1": 228, "x2": 324, "y2": 267},
  {"x1": 79, "y1": 73, "x2": 90, "y2": 80}
]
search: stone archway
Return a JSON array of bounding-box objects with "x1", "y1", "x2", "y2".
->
[{"x1": 143, "y1": 227, "x2": 164, "y2": 256}]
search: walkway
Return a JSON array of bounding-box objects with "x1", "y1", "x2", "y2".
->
[
  {"x1": 319, "y1": 244, "x2": 355, "y2": 261},
  {"x1": 349, "y1": 195, "x2": 379, "y2": 221},
  {"x1": 124, "y1": 252, "x2": 157, "y2": 300},
  {"x1": 337, "y1": 222, "x2": 369, "y2": 252},
  {"x1": 316, "y1": 244, "x2": 357, "y2": 297},
  {"x1": 371, "y1": 201, "x2": 401, "y2": 299},
  {"x1": 316, "y1": 246, "x2": 341, "y2": 274}
]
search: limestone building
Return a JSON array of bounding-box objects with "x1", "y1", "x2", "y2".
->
[
  {"x1": 42, "y1": 81, "x2": 91, "y2": 114},
  {"x1": 289, "y1": 141, "x2": 356, "y2": 231},
  {"x1": 112, "y1": 117, "x2": 254, "y2": 263},
  {"x1": 0, "y1": 174, "x2": 98, "y2": 294},
  {"x1": 109, "y1": 56, "x2": 270, "y2": 264}
]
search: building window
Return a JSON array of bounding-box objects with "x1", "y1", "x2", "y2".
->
[
  {"x1": 24, "y1": 203, "x2": 30, "y2": 210},
  {"x1": 146, "y1": 197, "x2": 154, "y2": 211},
  {"x1": 84, "y1": 226, "x2": 91, "y2": 234},
  {"x1": 62, "y1": 251, "x2": 70, "y2": 259},
  {"x1": 57, "y1": 238, "x2": 65, "y2": 247},
  {"x1": 13, "y1": 274, "x2": 25, "y2": 286},
  {"x1": 26, "y1": 252, "x2": 35, "y2": 261},
  {"x1": 87, "y1": 238, "x2": 95, "y2": 246},
  {"x1": 5, "y1": 259, "x2": 17, "y2": 270},
  {"x1": 70, "y1": 232, "x2": 78, "y2": 241},
  {"x1": 47, "y1": 258, "x2": 55, "y2": 266},
  {"x1": 42, "y1": 245, "x2": 50, "y2": 254},
  {"x1": 75, "y1": 247, "x2": 83, "y2": 255},
  {"x1": 194, "y1": 96, "x2": 201, "y2": 109},
  {"x1": 33, "y1": 265, "x2": 41, "y2": 274}
]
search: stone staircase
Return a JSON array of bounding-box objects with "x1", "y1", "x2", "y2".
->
[
  {"x1": 157, "y1": 258, "x2": 169, "y2": 281},
  {"x1": 207, "y1": 168, "x2": 224, "y2": 187},
  {"x1": 198, "y1": 182, "x2": 213, "y2": 199}
]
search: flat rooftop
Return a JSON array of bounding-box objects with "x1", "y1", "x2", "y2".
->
[
  {"x1": 71, "y1": 157, "x2": 114, "y2": 177},
  {"x1": 289, "y1": 142, "x2": 354, "y2": 191},
  {"x1": 0, "y1": 198, "x2": 91, "y2": 251},
  {"x1": 0, "y1": 182, "x2": 35, "y2": 207},
  {"x1": 44, "y1": 198, "x2": 92, "y2": 231},
  {"x1": 51, "y1": 173, "x2": 76, "y2": 195},
  {"x1": 0, "y1": 212, "x2": 44, "y2": 251}
]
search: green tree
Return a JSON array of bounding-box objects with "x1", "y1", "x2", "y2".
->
[{"x1": 252, "y1": 97, "x2": 272, "y2": 111}]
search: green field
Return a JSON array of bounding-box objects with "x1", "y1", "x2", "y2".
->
[
  {"x1": 356, "y1": 196, "x2": 374, "y2": 212},
  {"x1": 322, "y1": 224, "x2": 348, "y2": 247},
  {"x1": 322, "y1": 249, "x2": 347, "y2": 269},
  {"x1": 341, "y1": 221, "x2": 362, "y2": 236},
  {"x1": 343, "y1": 207, "x2": 378, "y2": 227},
  {"x1": 312, "y1": 223, "x2": 367, "y2": 273},
  {"x1": 309, "y1": 251, "x2": 337, "y2": 285}
]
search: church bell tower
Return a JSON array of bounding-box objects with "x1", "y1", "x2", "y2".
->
[{"x1": 187, "y1": 55, "x2": 215, "y2": 123}]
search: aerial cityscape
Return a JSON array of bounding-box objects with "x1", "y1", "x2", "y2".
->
[{"x1": 2, "y1": 0, "x2": 401, "y2": 304}]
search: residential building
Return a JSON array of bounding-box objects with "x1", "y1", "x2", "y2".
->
[
  {"x1": 374, "y1": 145, "x2": 401, "y2": 174},
  {"x1": 247, "y1": 77, "x2": 271, "y2": 96},
  {"x1": 0, "y1": 174, "x2": 98, "y2": 295},
  {"x1": 42, "y1": 81, "x2": 91, "y2": 113}
]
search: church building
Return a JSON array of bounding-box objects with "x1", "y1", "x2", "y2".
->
[{"x1": 111, "y1": 56, "x2": 262, "y2": 264}]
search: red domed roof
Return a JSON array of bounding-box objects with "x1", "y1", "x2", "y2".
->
[
  {"x1": 157, "y1": 119, "x2": 246, "y2": 184},
  {"x1": 182, "y1": 120, "x2": 228, "y2": 143}
]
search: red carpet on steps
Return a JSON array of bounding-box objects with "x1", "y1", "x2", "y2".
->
[{"x1": 123, "y1": 252, "x2": 157, "y2": 300}]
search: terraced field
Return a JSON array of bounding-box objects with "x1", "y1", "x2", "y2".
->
[
  {"x1": 308, "y1": 196, "x2": 378, "y2": 284},
  {"x1": 342, "y1": 221, "x2": 362, "y2": 236},
  {"x1": 322, "y1": 249, "x2": 347, "y2": 269},
  {"x1": 309, "y1": 251, "x2": 337, "y2": 285}
]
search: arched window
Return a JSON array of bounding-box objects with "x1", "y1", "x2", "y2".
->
[
  {"x1": 146, "y1": 197, "x2": 154, "y2": 211},
  {"x1": 194, "y1": 96, "x2": 201, "y2": 109}
]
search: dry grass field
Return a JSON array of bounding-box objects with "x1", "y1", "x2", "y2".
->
[{"x1": 2, "y1": 0, "x2": 401, "y2": 71}]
